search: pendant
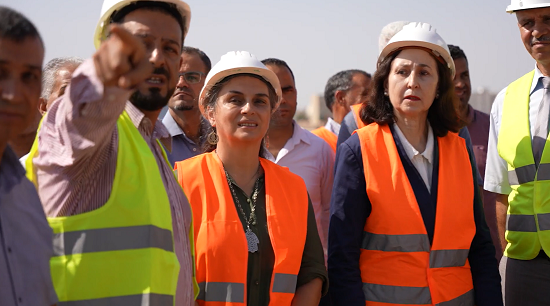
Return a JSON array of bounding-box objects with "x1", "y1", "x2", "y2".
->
[{"x1": 245, "y1": 228, "x2": 260, "y2": 253}]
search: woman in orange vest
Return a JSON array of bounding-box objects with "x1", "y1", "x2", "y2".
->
[
  {"x1": 327, "y1": 23, "x2": 503, "y2": 306},
  {"x1": 175, "y1": 51, "x2": 327, "y2": 306}
]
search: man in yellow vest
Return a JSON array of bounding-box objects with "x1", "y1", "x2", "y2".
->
[
  {"x1": 485, "y1": 1, "x2": 550, "y2": 304},
  {"x1": 28, "y1": 0, "x2": 198, "y2": 305}
]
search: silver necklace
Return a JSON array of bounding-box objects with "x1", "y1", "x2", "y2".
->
[{"x1": 225, "y1": 169, "x2": 261, "y2": 253}]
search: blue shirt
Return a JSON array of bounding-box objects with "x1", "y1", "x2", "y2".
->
[
  {"x1": 0, "y1": 146, "x2": 58, "y2": 306},
  {"x1": 161, "y1": 112, "x2": 211, "y2": 166},
  {"x1": 327, "y1": 130, "x2": 502, "y2": 306}
]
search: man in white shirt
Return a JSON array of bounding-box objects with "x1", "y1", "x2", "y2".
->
[
  {"x1": 484, "y1": 1, "x2": 550, "y2": 304},
  {"x1": 262, "y1": 58, "x2": 335, "y2": 263},
  {"x1": 312, "y1": 70, "x2": 371, "y2": 152}
]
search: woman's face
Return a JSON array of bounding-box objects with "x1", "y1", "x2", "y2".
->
[
  {"x1": 207, "y1": 75, "x2": 272, "y2": 146},
  {"x1": 387, "y1": 48, "x2": 439, "y2": 120}
]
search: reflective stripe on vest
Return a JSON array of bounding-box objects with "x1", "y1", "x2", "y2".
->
[
  {"x1": 32, "y1": 111, "x2": 180, "y2": 304},
  {"x1": 195, "y1": 273, "x2": 297, "y2": 303},
  {"x1": 362, "y1": 285, "x2": 474, "y2": 305},
  {"x1": 52, "y1": 225, "x2": 173, "y2": 256},
  {"x1": 498, "y1": 70, "x2": 550, "y2": 260},
  {"x1": 508, "y1": 163, "x2": 550, "y2": 185},
  {"x1": 197, "y1": 282, "x2": 245, "y2": 303},
  {"x1": 357, "y1": 124, "x2": 475, "y2": 306},
  {"x1": 362, "y1": 232, "x2": 470, "y2": 268},
  {"x1": 57, "y1": 293, "x2": 173, "y2": 306},
  {"x1": 176, "y1": 153, "x2": 308, "y2": 306}
]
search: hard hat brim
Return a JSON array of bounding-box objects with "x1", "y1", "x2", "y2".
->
[
  {"x1": 94, "y1": 0, "x2": 191, "y2": 49},
  {"x1": 507, "y1": 3, "x2": 550, "y2": 13},
  {"x1": 198, "y1": 67, "x2": 282, "y2": 115}
]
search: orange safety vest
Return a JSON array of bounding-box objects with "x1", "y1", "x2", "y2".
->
[
  {"x1": 175, "y1": 152, "x2": 309, "y2": 306},
  {"x1": 311, "y1": 126, "x2": 337, "y2": 152},
  {"x1": 351, "y1": 104, "x2": 366, "y2": 129},
  {"x1": 357, "y1": 124, "x2": 475, "y2": 306}
]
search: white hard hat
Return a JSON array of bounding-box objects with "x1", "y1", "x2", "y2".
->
[
  {"x1": 507, "y1": 0, "x2": 550, "y2": 13},
  {"x1": 199, "y1": 51, "x2": 282, "y2": 113},
  {"x1": 378, "y1": 21, "x2": 410, "y2": 53},
  {"x1": 378, "y1": 22, "x2": 455, "y2": 78},
  {"x1": 94, "y1": 0, "x2": 191, "y2": 49}
]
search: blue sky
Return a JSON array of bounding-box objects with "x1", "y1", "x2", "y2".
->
[{"x1": 1, "y1": 0, "x2": 533, "y2": 109}]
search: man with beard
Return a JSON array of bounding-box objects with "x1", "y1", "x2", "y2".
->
[
  {"x1": 162, "y1": 46, "x2": 211, "y2": 166},
  {"x1": 262, "y1": 58, "x2": 335, "y2": 267},
  {"x1": 485, "y1": 1, "x2": 550, "y2": 304},
  {"x1": 29, "y1": 0, "x2": 197, "y2": 305}
]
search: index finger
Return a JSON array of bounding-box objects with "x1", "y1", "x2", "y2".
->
[{"x1": 108, "y1": 25, "x2": 146, "y2": 66}]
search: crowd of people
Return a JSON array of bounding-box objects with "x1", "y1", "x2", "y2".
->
[{"x1": 1, "y1": 0, "x2": 550, "y2": 305}]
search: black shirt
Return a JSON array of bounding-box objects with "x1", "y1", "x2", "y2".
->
[{"x1": 227, "y1": 174, "x2": 328, "y2": 306}]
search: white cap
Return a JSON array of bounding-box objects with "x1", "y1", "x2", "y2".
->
[
  {"x1": 94, "y1": 0, "x2": 191, "y2": 49},
  {"x1": 378, "y1": 22, "x2": 455, "y2": 78},
  {"x1": 199, "y1": 51, "x2": 282, "y2": 113},
  {"x1": 507, "y1": 0, "x2": 550, "y2": 13}
]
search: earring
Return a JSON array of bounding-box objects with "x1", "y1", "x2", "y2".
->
[
  {"x1": 207, "y1": 131, "x2": 219, "y2": 145},
  {"x1": 436, "y1": 92, "x2": 440, "y2": 99},
  {"x1": 384, "y1": 91, "x2": 388, "y2": 96},
  {"x1": 264, "y1": 135, "x2": 270, "y2": 149}
]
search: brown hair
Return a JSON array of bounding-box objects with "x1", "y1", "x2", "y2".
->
[
  {"x1": 360, "y1": 48, "x2": 464, "y2": 137},
  {"x1": 202, "y1": 73, "x2": 278, "y2": 155}
]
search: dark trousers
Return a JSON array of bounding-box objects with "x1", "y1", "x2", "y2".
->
[{"x1": 505, "y1": 251, "x2": 550, "y2": 305}]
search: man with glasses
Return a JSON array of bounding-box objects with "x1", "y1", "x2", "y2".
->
[{"x1": 162, "y1": 46, "x2": 212, "y2": 165}]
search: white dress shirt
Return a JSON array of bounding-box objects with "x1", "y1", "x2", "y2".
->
[
  {"x1": 265, "y1": 121, "x2": 335, "y2": 259},
  {"x1": 393, "y1": 123, "x2": 435, "y2": 191},
  {"x1": 325, "y1": 117, "x2": 341, "y2": 136},
  {"x1": 484, "y1": 66, "x2": 545, "y2": 195}
]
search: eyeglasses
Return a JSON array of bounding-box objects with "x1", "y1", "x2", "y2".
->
[{"x1": 178, "y1": 71, "x2": 205, "y2": 84}]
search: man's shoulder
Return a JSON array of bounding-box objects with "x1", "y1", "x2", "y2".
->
[
  {"x1": 489, "y1": 87, "x2": 508, "y2": 117},
  {"x1": 300, "y1": 127, "x2": 333, "y2": 151},
  {"x1": 493, "y1": 69, "x2": 537, "y2": 110},
  {"x1": 311, "y1": 126, "x2": 327, "y2": 135}
]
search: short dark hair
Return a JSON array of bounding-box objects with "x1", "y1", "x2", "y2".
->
[
  {"x1": 361, "y1": 49, "x2": 463, "y2": 137},
  {"x1": 261, "y1": 58, "x2": 295, "y2": 81},
  {"x1": 182, "y1": 46, "x2": 212, "y2": 74},
  {"x1": 110, "y1": 1, "x2": 186, "y2": 45},
  {"x1": 324, "y1": 69, "x2": 371, "y2": 110},
  {"x1": 448, "y1": 44, "x2": 467, "y2": 61},
  {"x1": 0, "y1": 6, "x2": 42, "y2": 45}
]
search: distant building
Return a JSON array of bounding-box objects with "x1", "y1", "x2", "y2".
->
[
  {"x1": 469, "y1": 87, "x2": 497, "y2": 115},
  {"x1": 305, "y1": 94, "x2": 331, "y2": 129}
]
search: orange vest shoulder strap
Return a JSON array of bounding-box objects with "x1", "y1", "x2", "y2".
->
[
  {"x1": 311, "y1": 126, "x2": 337, "y2": 152},
  {"x1": 351, "y1": 104, "x2": 366, "y2": 129}
]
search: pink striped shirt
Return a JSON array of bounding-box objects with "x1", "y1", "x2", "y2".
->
[{"x1": 34, "y1": 59, "x2": 195, "y2": 306}]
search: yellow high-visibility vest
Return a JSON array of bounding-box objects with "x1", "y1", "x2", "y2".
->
[
  {"x1": 27, "y1": 111, "x2": 182, "y2": 305},
  {"x1": 499, "y1": 70, "x2": 550, "y2": 260}
]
